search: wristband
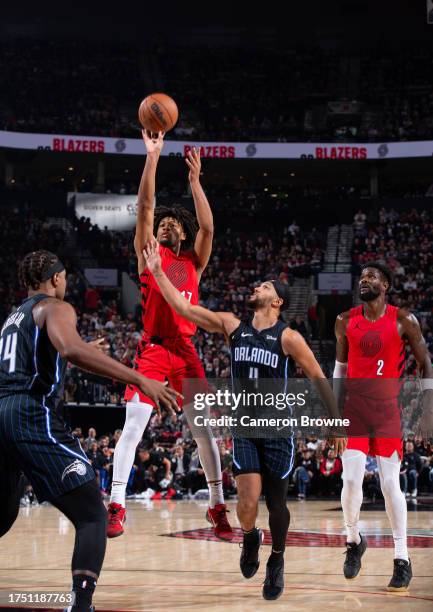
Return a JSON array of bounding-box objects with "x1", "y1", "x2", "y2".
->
[
  {"x1": 333, "y1": 361, "x2": 348, "y2": 379},
  {"x1": 421, "y1": 379, "x2": 433, "y2": 391}
]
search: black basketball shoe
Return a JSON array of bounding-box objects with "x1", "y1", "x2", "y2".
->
[
  {"x1": 387, "y1": 558, "x2": 412, "y2": 591},
  {"x1": 240, "y1": 528, "x2": 263, "y2": 578},
  {"x1": 263, "y1": 557, "x2": 284, "y2": 600},
  {"x1": 343, "y1": 534, "x2": 367, "y2": 579}
]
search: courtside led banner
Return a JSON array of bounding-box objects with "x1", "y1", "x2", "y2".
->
[{"x1": 2, "y1": 130, "x2": 433, "y2": 159}]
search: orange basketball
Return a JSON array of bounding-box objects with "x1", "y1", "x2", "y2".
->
[{"x1": 138, "y1": 93, "x2": 179, "y2": 132}]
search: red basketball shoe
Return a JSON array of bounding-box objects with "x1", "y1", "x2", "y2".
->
[
  {"x1": 206, "y1": 504, "x2": 233, "y2": 541},
  {"x1": 107, "y1": 502, "x2": 126, "y2": 538}
]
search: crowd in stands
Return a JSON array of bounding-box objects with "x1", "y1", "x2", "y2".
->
[
  {"x1": 0, "y1": 41, "x2": 140, "y2": 137},
  {"x1": 2, "y1": 41, "x2": 433, "y2": 142}
]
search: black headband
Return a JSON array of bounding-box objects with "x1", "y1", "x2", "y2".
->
[
  {"x1": 41, "y1": 259, "x2": 65, "y2": 282},
  {"x1": 270, "y1": 280, "x2": 291, "y2": 310}
]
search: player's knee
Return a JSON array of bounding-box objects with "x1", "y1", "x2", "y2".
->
[
  {"x1": 119, "y1": 421, "x2": 143, "y2": 444},
  {"x1": 265, "y1": 495, "x2": 287, "y2": 513},
  {"x1": 342, "y1": 473, "x2": 363, "y2": 492},
  {"x1": 76, "y1": 498, "x2": 107, "y2": 532},
  {"x1": 380, "y1": 475, "x2": 399, "y2": 498},
  {"x1": 238, "y1": 496, "x2": 258, "y2": 515}
]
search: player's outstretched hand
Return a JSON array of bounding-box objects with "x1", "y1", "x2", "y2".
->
[
  {"x1": 137, "y1": 377, "x2": 182, "y2": 414},
  {"x1": 185, "y1": 146, "x2": 201, "y2": 184},
  {"x1": 328, "y1": 436, "x2": 347, "y2": 456},
  {"x1": 143, "y1": 238, "x2": 162, "y2": 275},
  {"x1": 142, "y1": 129, "x2": 165, "y2": 155},
  {"x1": 88, "y1": 337, "x2": 110, "y2": 354}
]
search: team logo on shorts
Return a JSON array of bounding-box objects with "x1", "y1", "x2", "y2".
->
[{"x1": 62, "y1": 460, "x2": 87, "y2": 481}]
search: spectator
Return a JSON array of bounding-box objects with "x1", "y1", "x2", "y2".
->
[
  {"x1": 171, "y1": 444, "x2": 190, "y2": 492},
  {"x1": 293, "y1": 449, "x2": 317, "y2": 499},
  {"x1": 133, "y1": 446, "x2": 173, "y2": 496},
  {"x1": 185, "y1": 446, "x2": 207, "y2": 495},
  {"x1": 84, "y1": 427, "x2": 97, "y2": 451},
  {"x1": 363, "y1": 456, "x2": 381, "y2": 500},
  {"x1": 318, "y1": 449, "x2": 342, "y2": 496},
  {"x1": 400, "y1": 441, "x2": 422, "y2": 498}
]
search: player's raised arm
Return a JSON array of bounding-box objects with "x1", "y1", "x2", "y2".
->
[
  {"x1": 143, "y1": 239, "x2": 238, "y2": 337},
  {"x1": 186, "y1": 147, "x2": 214, "y2": 278},
  {"x1": 282, "y1": 327, "x2": 347, "y2": 454},
  {"x1": 39, "y1": 300, "x2": 180, "y2": 411},
  {"x1": 134, "y1": 130, "x2": 165, "y2": 275}
]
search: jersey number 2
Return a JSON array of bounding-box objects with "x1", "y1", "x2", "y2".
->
[
  {"x1": 377, "y1": 359, "x2": 384, "y2": 376},
  {"x1": 0, "y1": 332, "x2": 17, "y2": 373}
]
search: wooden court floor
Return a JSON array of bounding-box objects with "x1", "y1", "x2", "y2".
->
[{"x1": 0, "y1": 499, "x2": 432, "y2": 611}]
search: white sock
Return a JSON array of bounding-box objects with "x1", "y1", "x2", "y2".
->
[
  {"x1": 182, "y1": 402, "x2": 224, "y2": 507},
  {"x1": 341, "y1": 449, "x2": 366, "y2": 545},
  {"x1": 208, "y1": 480, "x2": 224, "y2": 508},
  {"x1": 377, "y1": 452, "x2": 408, "y2": 561},
  {"x1": 110, "y1": 396, "x2": 153, "y2": 506}
]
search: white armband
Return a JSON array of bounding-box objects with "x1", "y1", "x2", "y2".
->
[
  {"x1": 421, "y1": 379, "x2": 433, "y2": 392},
  {"x1": 333, "y1": 361, "x2": 348, "y2": 379}
]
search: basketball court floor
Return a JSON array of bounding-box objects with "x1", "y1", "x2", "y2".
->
[{"x1": 1, "y1": 499, "x2": 432, "y2": 611}]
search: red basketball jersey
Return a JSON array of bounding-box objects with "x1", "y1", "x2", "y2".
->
[
  {"x1": 139, "y1": 245, "x2": 199, "y2": 338},
  {"x1": 346, "y1": 304, "x2": 405, "y2": 397}
]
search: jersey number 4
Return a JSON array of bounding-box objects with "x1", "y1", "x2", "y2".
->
[{"x1": 0, "y1": 332, "x2": 17, "y2": 373}]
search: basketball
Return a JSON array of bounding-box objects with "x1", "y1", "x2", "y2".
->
[{"x1": 138, "y1": 93, "x2": 179, "y2": 132}]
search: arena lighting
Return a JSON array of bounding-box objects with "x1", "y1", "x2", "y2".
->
[
  {"x1": 263, "y1": 172, "x2": 268, "y2": 176},
  {"x1": 68, "y1": 166, "x2": 74, "y2": 171},
  {"x1": 290, "y1": 172, "x2": 296, "y2": 177}
]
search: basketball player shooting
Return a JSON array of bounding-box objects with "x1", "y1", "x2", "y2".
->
[
  {"x1": 108, "y1": 130, "x2": 233, "y2": 540},
  {"x1": 143, "y1": 238, "x2": 342, "y2": 601},
  {"x1": 0, "y1": 250, "x2": 180, "y2": 612},
  {"x1": 334, "y1": 261, "x2": 433, "y2": 591}
]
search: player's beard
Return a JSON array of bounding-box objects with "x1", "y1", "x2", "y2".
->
[
  {"x1": 359, "y1": 286, "x2": 380, "y2": 302},
  {"x1": 246, "y1": 295, "x2": 266, "y2": 310},
  {"x1": 159, "y1": 231, "x2": 179, "y2": 249}
]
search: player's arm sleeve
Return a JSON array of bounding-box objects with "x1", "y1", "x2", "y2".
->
[{"x1": 134, "y1": 153, "x2": 160, "y2": 275}]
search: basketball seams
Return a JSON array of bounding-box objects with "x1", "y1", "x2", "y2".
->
[{"x1": 149, "y1": 94, "x2": 175, "y2": 128}]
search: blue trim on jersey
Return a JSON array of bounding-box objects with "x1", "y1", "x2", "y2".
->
[
  {"x1": 30, "y1": 326, "x2": 40, "y2": 386},
  {"x1": 42, "y1": 395, "x2": 91, "y2": 464},
  {"x1": 280, "y1": 355, "x2": 294, "y2": 479},
  {"x1": 232, "y1": 439, "x2": 241, "y2": 469},
  {"x1": 230, "y1": 358, "x2": 242, "y2": 469},
  {"x1": 47, "y1": 353, "x2": 61, "y2": 398}
]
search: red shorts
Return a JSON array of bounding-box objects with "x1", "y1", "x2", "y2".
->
[
  {"x1": 344, "y1": 394, "x2": 403, "y2": 459},
  {"x1": 124, "y1": 337, "x2": 206, "y2": 407}
]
